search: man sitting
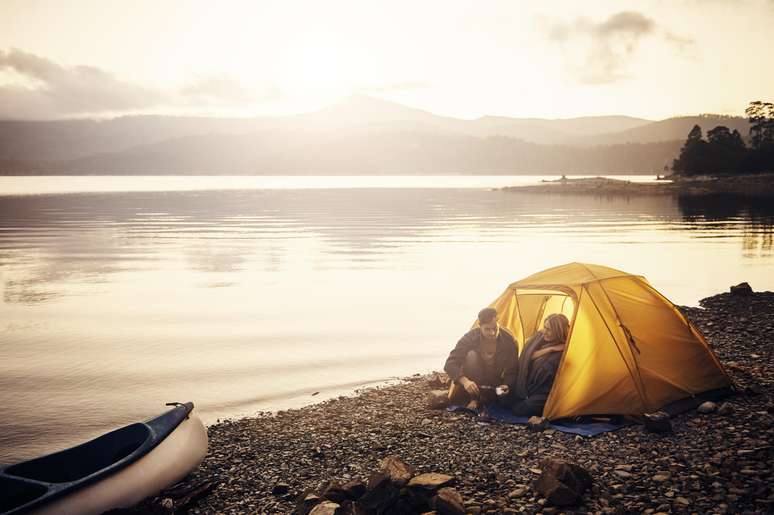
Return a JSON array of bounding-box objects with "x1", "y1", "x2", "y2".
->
[{"x1": 444, "y1": 307, "x2": 519, "y2": 410}]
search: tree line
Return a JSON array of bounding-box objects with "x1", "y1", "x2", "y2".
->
[{"x1": 672, "y1": 101, "x2": 774, "y2": 175}]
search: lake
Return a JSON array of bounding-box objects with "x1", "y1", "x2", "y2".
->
[{"x1": 1, "y1": 175, "x2": 773, "y2": 464}]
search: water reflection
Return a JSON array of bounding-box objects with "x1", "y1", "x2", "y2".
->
[
  {"x1": 2, "y1": 190, "x2": 774, "y2": 304},
  {"x1": 677, "y1": 194, "x2": 774, "y2": 258},
  {"x1": 1, "y1": 190, "x2": 688, "y2": 303}
]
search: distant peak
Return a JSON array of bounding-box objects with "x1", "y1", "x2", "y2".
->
[
  {"x1": 306, "y1": 94, "x2": 444, "y2": 123},
  {"x1": 327, "y1": 94, "x2": 424, "y2": 111}
]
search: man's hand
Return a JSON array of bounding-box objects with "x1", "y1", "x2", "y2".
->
[
  {"x1": 496, "y1": 384, "x2": 510, "y2": 396},
  {"x1": 460, "y1": 376, "x2": 480, "y2": 398}
]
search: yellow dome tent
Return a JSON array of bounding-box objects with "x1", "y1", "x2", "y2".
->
[{"x1": 487, "y1": 263, "x2": 733, "y2": 420}]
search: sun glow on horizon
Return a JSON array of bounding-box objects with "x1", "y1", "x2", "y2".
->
[{"x1": 0, "y1": 0, "x2": 773, "y2": 120}]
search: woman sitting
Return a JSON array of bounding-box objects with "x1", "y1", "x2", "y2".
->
[{"x1": 510, "y1": 313, "x2": 570, "y2": 416}]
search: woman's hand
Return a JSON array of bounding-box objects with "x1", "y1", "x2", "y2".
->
[{"x1": 496, "y1": 384, "x2": 510, "y2": 396}]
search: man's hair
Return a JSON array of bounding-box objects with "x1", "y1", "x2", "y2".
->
[{"x1": 477, "y1": 307, "x2": 498, "y2": 324}]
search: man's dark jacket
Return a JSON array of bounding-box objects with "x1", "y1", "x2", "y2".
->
[{"x1": 443, "y1": 327, "x2": 520, "y2": 388}]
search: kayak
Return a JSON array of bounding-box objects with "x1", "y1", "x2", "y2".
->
[{"x1": 0, "y1": 402, "x2": 208, "y2": 515}]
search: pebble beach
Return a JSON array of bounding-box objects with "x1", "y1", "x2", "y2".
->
[{"x1": 127, "y1": 290, "x2": 773, "y2": 514}]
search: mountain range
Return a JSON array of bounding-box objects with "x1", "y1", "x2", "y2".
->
[{"x1": 0, "y1": 95, "x2": 751, "y2": 175}]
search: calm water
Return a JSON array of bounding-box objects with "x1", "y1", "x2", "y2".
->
[{"x1": 1, "y1": 176, "x2": 773, "y2": 464}]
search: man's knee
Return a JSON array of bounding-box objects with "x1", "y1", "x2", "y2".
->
[
  {"x1": 464, "y1": 349, "x2": 480, "y2": 364},
  {"x1": 462, "y1": 350, "x2": 483, "y2": 383}
]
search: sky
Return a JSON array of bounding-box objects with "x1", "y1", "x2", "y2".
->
[{"x1": 1, "y1": 0, "x2": 773, "y2": 121}]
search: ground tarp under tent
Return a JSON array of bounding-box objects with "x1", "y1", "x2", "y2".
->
[{"x1": 486, "y1": 262, "x2": 733, "y2": 420}]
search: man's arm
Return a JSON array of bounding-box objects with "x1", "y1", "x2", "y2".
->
[{"x1": 443, "y1": 330, "x2": 476, "y2": 382}]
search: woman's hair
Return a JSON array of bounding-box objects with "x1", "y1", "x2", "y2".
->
[{"x1": 544, "y1": 313, "x2": 570, "y2": 344}]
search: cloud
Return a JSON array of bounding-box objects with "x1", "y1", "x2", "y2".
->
[
  {"x1": 546, "y1": 11, "x2": 693, "y2": 84},
  {"x1": 0, "y1": 48, "x2": 167, "y2": 119},
  {"x1": 180, "y1": 74, "x2": 283, "y2": 105},
  {"x1": 0, "y1": 49, "x2": 286, "y2": 119},
  {"x1": 662, "y1": 31, "x2": 696, "y2": 50},
  {"x1": 355, "y1": 81, "x2": 430, "y2": 94}
]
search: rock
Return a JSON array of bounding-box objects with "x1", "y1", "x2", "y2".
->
[
  {"x1": 507, "y1": 487, "x2": 528, "y2": 499},
  {"x1": 614, "y1": 469, "x2": 633, "y2": 479},
  {"x1": 378, "y1": 455, "x2": 414, "y2": 486},
  {"x1": 432, "y1": 487, "x2": 465, "y2": 515},
  {"x1": 408, "y1": 473, "x2": 455, "y2": 490},
  {"x1": 675, "y1": 496, "x2": 691, "y2": 506},
  {"x1": 398, "y1": 487, "x2": 435, "y2": 512},
  {"x1": 717, "y1": 402, "x2": 734, "y2": 416},
  {"x1": 527, "y1": 416, "x2": 548, "y2": 431},
  {"x1": 358, "y1": 473, "x2": 400, "y2": 513},
  {"x1": 643, "y1": 411, "x2": 672, "y2": 433},
  {"x1": 294, "y1": 492, "x2": 323, "y2": 515},
  {"x1": 652, "y1": 473, "x2": 671, "y2": 482},
  {"x1": 428, "y1": 372, "x2": 450, "y2": 388},
  {"x1": 160, "y1": 498, "x2": 174, "y2": 510},
  {"x1": 730, "y1": 282, "x2": 753, "y2": 295},
  {"x1": 533, "y1": 459, "x2": 593, "y2": 506},
  {"x1": 272, "y1": 482, "x2": 290, "y2": 495},
  {"x1": 698, "y1": 401, "x2": 718, "y2": 414},
  {"x1": 340, "y1": 480, "x2": 367, "y2": 500},
  {"x1": 309, "y1": 500, "x2": 341, "y2": 515},
  {"x1": 427, "y1": 390, "x2": 450, "y2": 410},
  {"x1": 745, "y1": 384, "x2": 764, "y2": 396},
  {"x1": 321, "y1": 482, "x2": 347, "y2": 503}
]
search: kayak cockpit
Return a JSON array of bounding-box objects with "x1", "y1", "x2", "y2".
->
[
  {"x1": 5, "y1": 423, "x2": 150, "y2": 483},
  {"x1": 0, "y1": 477, "x2": 47, "y2": 514}
]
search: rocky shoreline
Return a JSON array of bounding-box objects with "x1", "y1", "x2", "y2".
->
[
  {"x1": 500, "y1": 174, "x2": 774, "y2": 198},
  {"x1": 130, "y1": 289, "x2": 773, "y2": 514}
]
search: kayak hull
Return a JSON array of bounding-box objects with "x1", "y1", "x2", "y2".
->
[
  {"x1": 0, "y1": 403, "x2": 208, "y2": 515},
  {"x1": 32, "y1": 414, "x2": 207, "y2": 515}
]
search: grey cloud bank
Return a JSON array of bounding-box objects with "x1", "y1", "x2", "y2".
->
[
  {"x1": 0, "y1": 48, "x2": 166, "y2": 119},
  {"x1": 0, "y1": 49, "x2": 285, "y2": 119},
  {"x1": 546, "y1": 11, "x2": 692, "y2": 84}
]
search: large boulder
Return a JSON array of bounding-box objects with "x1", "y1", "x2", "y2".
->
[
  {"x1": 321, "y1": 482, "x2": 348, "y2": 503},
  {"x1": 357, "y1": 472, "x2": 401, "y2": 513},
  {"x1": 340, "y1": 480, "x2": 367, "y2": 500},
  {"x1": 428, "y1": 372, "x2": 450, "y2": 388},
  {"x1": 643, "y1": 410, "x2": 672, "y2": 433},
  {"x1": 533, "y1": 459, "x2": 593, "y2": 506},
  {"x1": 527, "y1": 416, "x2": 548, "y2": 432},
  {"x1": 730, "y1": 282, "x2": 753, "y2": 295},
  {"x1": 432, "y1": 487, "x2": 465, "y2": 515},
  {"x1": 294, "y1": 492, "x2": 323, "y2": 515},
  {"x1": 407, "y1": 473, "x2": 454, "y2": 491},
  {"x1": 379, "y1": 456, "x2": 415, "y2": 486},
  {"x1": 427, "y1": 390, "x2": 450, "y2": 409},
  {"x1": 698, "y1": 401, "x2": 717, "y2": 414},
  {"x1": 294, "y1": 457, "x2": 461, "y2": 515},
  {"x1": 309, "y1": 501, "x2": 341, "y2": 515}
]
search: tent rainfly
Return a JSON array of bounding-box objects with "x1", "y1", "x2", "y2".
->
[{"x1": 486, "y1": 263, "x2": 733, "y2": 420}]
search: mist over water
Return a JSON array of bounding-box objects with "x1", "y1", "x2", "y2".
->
[{"x1": 1, "y1": 177, "x2": 773, "y2": 463}]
